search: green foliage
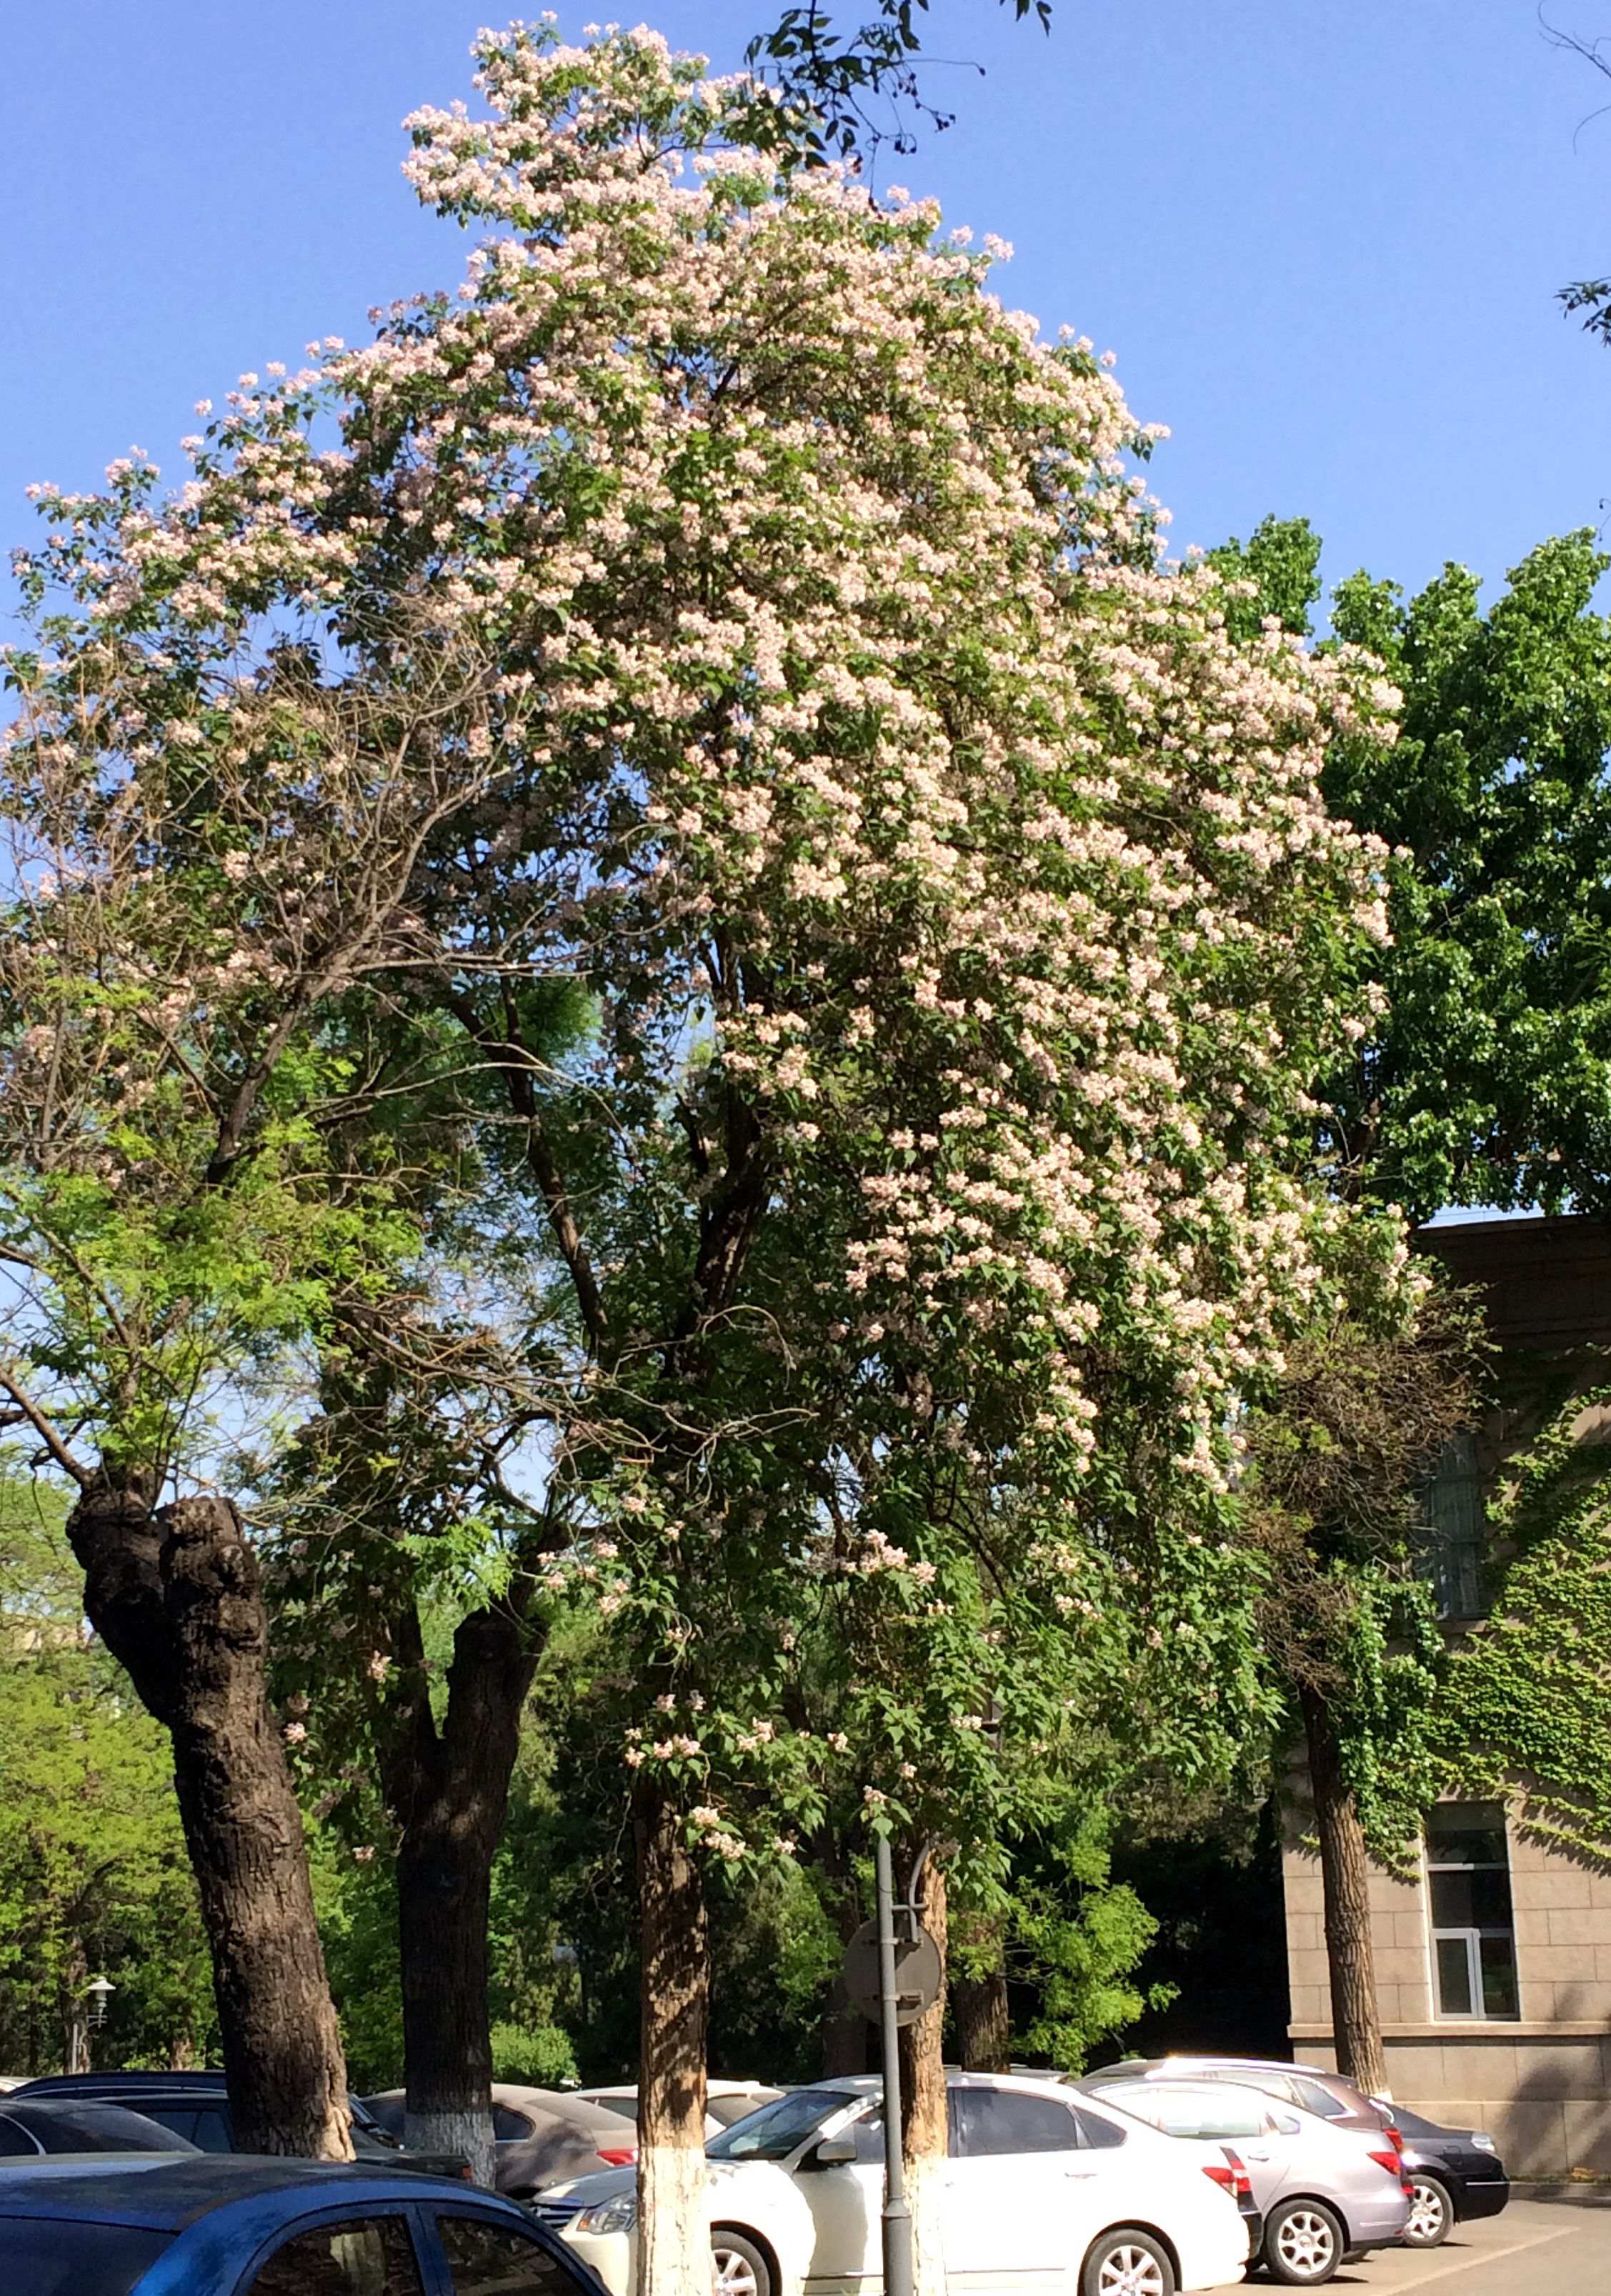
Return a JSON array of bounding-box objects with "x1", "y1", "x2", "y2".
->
[
  {"x1": 1323, "y1": 531, "x2": 1611, "y2": 1221},
  {"x1": 1432, "y1": 1379, "x2": 1611, "y2": 1862},
  {"x1": 740, "y1": 0, "x2": 1052, "y2": 162},
  {"x1": 1002, "y1": 1812, "x2": 1171, "y2": 2074},
  {"x1": 489, "y1": 2020, "x2": 579, "y2": 2089},
  {"x1": 0, "y1": 1459, "x2": 214, "y2": 2073},
  {"x1": 1207, "y1": 515, "x2": 1324, "y2": 646}
]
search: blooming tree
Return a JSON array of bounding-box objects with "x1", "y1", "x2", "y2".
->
[{"x1": 7, "y1": 18, "x2": 1405, "y2": 2272}]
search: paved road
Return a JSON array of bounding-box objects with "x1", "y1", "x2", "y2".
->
[{"x1": 1213, "y1": 2190, "x2": 1611, "y2": 2295}]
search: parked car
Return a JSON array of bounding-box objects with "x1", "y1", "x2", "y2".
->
[
  {"x1": 0, "y1": 2100, "x2": 201, "y2": 2160},
  {"x1": 1386, "y1": 2104, "x2": 1510, "y2": 2249},
  {"x1": 1083, "y1": 2077, "x2": 1412, "y2": 2285},
  {"x1": 1081, "y1": 2055, "x2": 1510, "y2": 2251},
  {"x1": 0, "y1": 2150, "x2": 602, "y2": 2295},
  {"x1": 12, "y1": 2072, "x2": 475, "y2": 2183},
  {"x1": 539, "y1": 2071, "x2": 1254, "y2": 2296},
  {"x1": 363, "y1": 2082, "x2": 639, "y2": 2197},
  {"x1": 574, "y1": 2081, "x2": 786, "y2": 2135}
]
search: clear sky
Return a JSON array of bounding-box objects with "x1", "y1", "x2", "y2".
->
[{"x1": 5, "y1": 0, "x2": 1610, "y2": 609}]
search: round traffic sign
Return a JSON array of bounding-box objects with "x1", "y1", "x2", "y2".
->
[{"x1": 841, "y1": 1918, "x2": 943, "y2": 2027}]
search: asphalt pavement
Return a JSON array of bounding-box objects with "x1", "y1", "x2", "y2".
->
[{"x1": 1213, "y1": 2190, "x2": 1611, "y2": 2295}]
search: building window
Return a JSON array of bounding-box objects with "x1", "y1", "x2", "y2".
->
[
  {"x1": 1420, "y1": 1429, "x2": 1485, "y2": 1618},
  {"x1": 1426, "y1": 1803, "x2": 1519, "y2": 2020}
]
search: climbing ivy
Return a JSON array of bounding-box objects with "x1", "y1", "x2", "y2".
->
[{"x1": 1433, "y1": 1377, "x2": 1611, "y2": 1862}]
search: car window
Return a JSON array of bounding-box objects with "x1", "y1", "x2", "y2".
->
[
  {"x1": 5, "y1": 2103, "x2": 196, "y2": 2152},
  {"x1": 248, "y1": 2215, "x2": 423, "y2": 2296},
  {"x1": 0, "y1": 2114, "x2": 39, "y2": 2155},
  {"x1": 1289, "y1": 2077, "x2": 1350, "y2": 2120},
  {"x1": 363, "y1": 2097, "x2": 409, "y2": 2140},
  {"x1": 0, "y1": 2220, "x2": 171, "y2": 2295},
  {"x1": 188, "y1": 2108, "x2": 234, "y2": 2152},
  {"x1": 847, "y1": 2105, "x2": 884, "y2": 2162},
  {"x1": 437, "y1": 2214, "x2": 579, "y2": 2295},
  {"x1": 1069, "y1": 2106, "x2": 1126, "y2": 2150},
  {"x1": 707, "y1": 2088, "x2": 850, "y2": 2161},
  {"x1": 950, "y1": 2089, "x2": 1080, "y2": 2157},
  {"x1": 492, "y1": 2106, "x2": 537, "y2": 2142},
  {"x1": 1107, "y1": 2086, "x2": 1267, "y2": 2140},
  {"x1": 135, "y1": 2105, "x2": 199, "y2": 2145}
]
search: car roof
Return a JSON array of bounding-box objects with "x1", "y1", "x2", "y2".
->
[
  {"x1": 14, "y1": 2072, "x2": 230, "y2": 2095},
  {"x1": 0, "y1": 2153, "x2": 494, "y2": 2231}
]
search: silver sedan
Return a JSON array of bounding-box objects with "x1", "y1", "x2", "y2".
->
[{"x1": 1080, "y1": 2077, "x2": 1412, "y2": 2286}]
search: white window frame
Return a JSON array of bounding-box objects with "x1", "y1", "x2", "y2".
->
[{"x1": 1425, "y1": 1814, "x2": 1519, "y2": 2023}]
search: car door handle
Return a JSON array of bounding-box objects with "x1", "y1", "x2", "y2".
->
[
  {"x1": 1243, "y1": 2151, "x2": 1271, "y2": 2162},
  {"x1": 1064, "y1": 2168, "x2": 1098, "y2": 2180}
]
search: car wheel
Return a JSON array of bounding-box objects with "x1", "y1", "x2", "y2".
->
[
  {"x1": 711, "y1": 2230, "x2": 772, "y2": 2296},
  {"x1": 1403, "y1": 2174, "x2": 1452, "y2": 2248},
  {"x1": 1079, "y1": 2228, "x2": 1176, "y2": 2296},
  {"x1": 1263, "y1": 2198, "x2": 1345, "y2": 2287}
]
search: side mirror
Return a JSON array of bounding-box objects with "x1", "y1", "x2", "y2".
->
[{"x1": 810, "y1": 2135, "x2": 858, "y2": 2168}]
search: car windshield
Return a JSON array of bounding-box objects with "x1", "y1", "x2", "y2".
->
[
  {"x1": 0, "y1": 2220, "x2": 171, "y2": 2295},
  {"x1": 707, "y1": 2089, "x2": 855, "y2": 2162},
  {"x1": 357, "y1": 2097, "x2": 406, "y2": 2141}
]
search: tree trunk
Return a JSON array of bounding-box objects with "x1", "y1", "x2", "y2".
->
[
  {"x1": 384, "y1": 1602, "x2": 539, "y2": 2187},
  {"x1": 62, "y1": 1941, "x2": 89, "y2": 2076},
  {"x1": 951, "y1": 1914, "x2": 1010, "y2": 2072},
  {"x1": 67, "y1": 1484, "x2": 351, "y2": 2157},
  {"x1": 635, "y1": 1783, "x2": 710, "y2": 2296},
  {"x1": 899, "y1": 1852, "x2": 949, "y2": 2296},
  {"x1": 1300, "y1": 1684, "x2": 1390, "y2": 2099},
  {"x1": 817, "y1": 1822, "x2": 871, "y2": 2077}
]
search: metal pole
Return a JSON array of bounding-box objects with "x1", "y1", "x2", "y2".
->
[{"x1": 874, "y1": 1834, "x2": 914, "y2": 2296}]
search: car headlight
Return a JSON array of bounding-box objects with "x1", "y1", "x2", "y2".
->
[
  {"x1": 576, "y1": 2195, "x2": 639, "y2": 2236},
  {"x1": 1472, "y1": 2135, "x2": 1497, "y2": 2153}
]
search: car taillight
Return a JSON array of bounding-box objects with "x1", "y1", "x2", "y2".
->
[
  {"x1": 1203, "y1": 2147, "x2": 1253, "y2": 2202},
  {"x1": 1367, "y1": 2147, "x2": 1413, "y2": 2195},
  {"x1": 1385, "y1": 2125, "x2": 1404, "y2": 2155},
  {"x1": 597, "y1": 2147, "x2": 637, "y2": 2167}
]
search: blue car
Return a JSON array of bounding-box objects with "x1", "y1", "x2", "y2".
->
[{"x1": 0, "y1": 2152, "x2": 608, "y2": 2296}]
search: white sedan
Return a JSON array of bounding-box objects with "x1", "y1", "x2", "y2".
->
[{"x1": 537, "y1": 2072, "x2": 1250, "y2": 2296}]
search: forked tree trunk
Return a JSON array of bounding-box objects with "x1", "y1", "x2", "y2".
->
[
  {"x1": 899, "y1": 1853, "x2": 949, "y2": 2296},
  {"x1": 384, "y1": 1602, "x2": 539, "y2": 2187},
  {"x1": 1300, "y1": 1684, "x2": 1390, "y2": 2100},
  {"x1": 68, "y1": 1484, "x2": 351, "y2": 2157},
  {"x1": 951, "y1": 1913, "x2": 1010, "y2": 2072},
  {"x1": 635, "y1": 1783, "x2": 710, "y2": 2296}
]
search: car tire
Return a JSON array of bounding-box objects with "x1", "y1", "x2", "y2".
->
[
  {"x1": 1079, "y1": 2227, "x2": 1177, "y2": 2296},
  {"x1": 1402, "y1": 2174, "x2": 1453, "y2": 2248},
  {"x1": 712, "y1": 2229, "x2": 772, "y2": 2296},
  {"x1": 1263, "y1": 2198, "x2": 1346, "y2": 2287}
]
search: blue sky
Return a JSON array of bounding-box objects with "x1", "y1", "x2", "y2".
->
[{"x1": 5, "y1": 0, "x2": 1610, "y2": 609}]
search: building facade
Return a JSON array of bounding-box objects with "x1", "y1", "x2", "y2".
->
[{"x1": 1281, "y1": 1216, "x2": 1611, "y2": 2173}]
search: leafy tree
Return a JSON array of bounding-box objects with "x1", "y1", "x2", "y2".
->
[
  {"x1": 0, "y1": 503, "x2": 520, "y2": 2150},
  {"x1": 1240, "y1": 1278, "x2": 1484, "y2": 2095},
  {"x1": 740, "y1": 0, "x2": 1051, "y2": 163},
  {"x1": 0, "y1": 1458, "x2": 214, "y2": 2076}
]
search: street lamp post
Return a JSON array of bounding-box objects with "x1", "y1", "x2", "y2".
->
[{"x1": 874, "y1": 1835, "x2": 913, "y2": 2296}]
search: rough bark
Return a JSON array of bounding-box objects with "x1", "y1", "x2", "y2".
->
[
  {"x1": 899, "y1": 1852, "x2": 949, "y2": 2296},
  {"x1": 635, "y1": 1783, "x2": 711, "y2": 2296},
  {"x1": 382, "y1": 1600, "x2": 539, "y2": 2188},
  {"x1": 67, "y1": 1483, "x2": 351, "y2": 2157},
  {"x1": 951, "y1": 1913, "x2": 1010, "y2": 2072},
  {"x1": 1301, "y1": 1684, "x2": 1390, "y2": 2100}
]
